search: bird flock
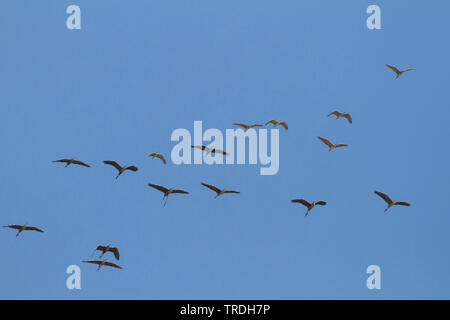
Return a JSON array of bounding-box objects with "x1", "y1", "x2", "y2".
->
[{"x1": 3, "y1": 64, "x2": 413, "y2": 271}]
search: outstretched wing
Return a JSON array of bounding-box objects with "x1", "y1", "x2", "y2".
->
[
  {"x1": 201, "y1": 182, "x2": 221, "y2": 194},
  {"x1": 103, "y1": 160, "x2": 122, "y2": 171},
  {"x1": 343, "y1": 113, "x2": 352, "y2": 124},
  {"x1": 395, "y1": 201, "x2": 411, "y2": 207},
  {"x1": 403, "y1": 68, "x2": 413, "y2": 73},
  {"x1": 72, "y1": 160, "x2": 91, "y2": 167},
  {"x1": 96, "y1": 245, "x2": 107, "y2": 252},
  {"x1": 386, "y1": 64, "x2": 401, "y2": 75},
  {"x1": 124, "y1": 165, "x2": 138, "y2": 172},
  {"x1": 82, "y1": 260, "x2": 101, "y2": 266},
  {"x1": 148, "y1": 183, "x2": 169, "y2": 194},
  {"x1": 172, "y1": 189, "x2": 189, "y2": 194},
  {"x1": 224, "y1": 190, "x2": 240, "y2": 194},
  {"x1": 315, "y1": 201, "x2": 327, "y2": 206},
  {"x1": 280, "y1": 121, "x2": 288, "y2": 130},
  {"x1": 53, "y1": 159, "x2": 70, "y2": 164},
  {"x1": 233, "y1": 123, "x2": 250, "y2": 130},
  {"x1": 265, "y1": 120, "x2": 277, "y2": 126},
  {"x1": 335, "y1": 144, "x2": 348, "y2": 148},
  {"x1": 192, "y1": 145, "x2": 207, "y2": 151},
  {"x1": 110, "y1": 247, "x2": 120, "y2": 260},
  {"x1": 156, "y1": 154, "x2": 167, "y2": 164},
  {"x1": 24, "y1": 226, "x2": 44, "y2": 233},
  {"x1": 291, "y1": 199, "x2": 311, "y2": 208},
  {"x1": 212, "y1": 148, "x2": 228, "y2": 155},
  {"x1": 318, "y1": 137, "x2": 333, "y2": 148},
  {"x1": 3, "y1": 224, "x2": 22, "y2": 230},
  {"x1": 104, "y1": 261, "x2": 123, "y2": 269},
  {"x1": 374, "y1": 191, "x2": 393, "y2": 205},
  {"x1": 328, "y1": 111, "x2": 341, "y2": 117}
]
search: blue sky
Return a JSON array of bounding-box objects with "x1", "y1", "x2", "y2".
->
[{"x1": 1, "y1": 1, "x2": 449, "y2": 299}]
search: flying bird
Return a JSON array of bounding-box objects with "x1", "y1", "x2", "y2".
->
[
  {"x1": 291, "y1": 199, "x2": 327, "y2": 216},
  {"x1": 385, "y1": 64, "x2": 413, "y2": 79},
  {"x1": 3, "y1": 224, "x2": 44, "y2": 237},
  {"x1": 148, "y1": 152, "x2": 167, "y2": 165},
  {"x1": 192, "y1": 145, "x2": 228, "y2": 156},
  {"x1": 103, "y1": 160, "x2": 138, "y2": 179},
  {"x1": 94, "y1": 245, "x2": 120, "y2": 260},
  {"x1": 328, "y1": 111, "x2": 352, "y2": 124},
  {"x1": 374, "y1": 191, "x2": 411, "y2": 212},
  {"x1": 318, "y1": 137, "x2": 348, "y2": 152},
  {"x1": 233, "y1": 123, "x2": 263, "y2": 131},
  {"x1": 265, "y1": 120, "x2": 288, "y2": 130},
  {"x1": 82, "y1": 259, "x2": 123, "y2": 271},
  {"x1": 201, "y1": 182, "x2": 240, "y2": 199},
  {"x1": 148, "y1": 183, "x2": 189, "y2": 206},
  {"x1": 53, "y1": 158, "x2": 90, "y2": 168}
]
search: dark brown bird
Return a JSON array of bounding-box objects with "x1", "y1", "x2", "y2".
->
[
  {"x1": 103, "y1": 160, "x2": 138, "y2": 179},
  {"x1": 3, "y1": 224, "x2": 44, "y2": 237},
  {"x1": 53, "y1": 158, "x2": 90, "y2": 168},
  {"x1": 201, "y1": 182, "x2": 240, "y2": 199},
  {"x1": 148, "y1": 183, "x2": 189, "y2": 206},
  {"x1": 265, "y1": 120, "x2": 288, "y2": 130},
  {"x1": 291, "y1": 199, "x2": 327, "y2": 216},
  {"x1": 148, "y1": 152, "x2": 167, "y2": 165},
  {"x1": 233, "y1": 123, "x2": 263, "y2": 131},
  {"x1": 328, "y1": 111, "x2": 352, "y2": 124},
  {"x1": 318, "y1": 137, "x2": 348, "y2": 152},
  {"x1": 385, "y1": 64, "x2": 413, "y2": 79},
  {"x1": 94, "y1": 244, "x2": 120, "y2": 260},
  {"x1": 82, "y1": 259, "x2": 122, "y2": 271},
  {"x1": 192, "y1": 145, "x2": 228, "y2": 156},
  {"x1": 374, "y1": 191, "x2": 411, "y2": 212}
]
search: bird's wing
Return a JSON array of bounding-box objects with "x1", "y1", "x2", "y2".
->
[
  {"x1": 24, "y1": 226, "x2": 44, "y2": 233},
  {"x1": 233, "y1": 123, "x2": 249, "y2": 129},
  {"x1": 280, "y1": 122, "x2": 288, "y2": 130},
  {"x1": 3, "y1": 224, "x2": 21, "y2": 230},
  {"x1": 328, "y1": 111, "x2": 340, "y2": 117},
  {"x1": 53, "y1": 159, "x2": 70, "y2": 163},
  {"x1": 82, "y1": 260, "x2": 101, "y2": 266},
  {"x1": 110, "y1": 247, "x2": 120, "y2": 260},
  {"x1": 403, "y1": 68, "x2": 414, "y2": 72},
  {"x1": 148, "y1": 183, "x2": 169, "y2": 193},
  {"x1": 125, "y1": 166, "x2": 138, "y2": 172},
  {"x1": 223, "y1": 190, "x2": 240, "y2": 194},
  {"x1": 103, "y1": 160, "x2": 122, "y2": 171},
  {"x1": 343, "y1": 114, "x2": 352, "y2": 124},
  {"x1": 318, "y1": 137, "x2": 333, "y2": 148},
  {"x1": 250, "y1": 124, "x2": 263, "y2": 128},
  {"x1": 96, "y1": 245, "x2": 106, "y2": 251},
  {"x1": 291, "y1": 199, "x2": 311, "y2": 207},
  {"x1": 201, "y1": 182, "x2": 221, "y2": 194},
  {"x1": 374, "y1": 191, "x2": 393, "y2": 204},
  {"x1": 192, "y1": 145, "x2": 206, "y2": 151},
  {"x1": 395, "y1": 201, "x2": 411, "y2": 207},
  {"x1": 214, "y1": 148, "x2": 228, "y2": 155},
  {"x1": 386, "y1": 64, "x2": 401, "y2": 75},
  {"x1": 335, "y1": 144, "x2": 348, "y2": 148},
  {"x1": 265, "y1": 120, "x2": 277, "y2": 125},
  {"x1": 315, "y1": 201, "x2": 327, "y2": 206},
  {"x1": 104, "y1": 261, "x2": 123, "y2": 269},
  {"x1": 172, "y1": 189, "x2": 189, "y2": 194},
  {"x1": 72, "y1": 160, "x2": 91, "y2": 167},
  {"x1": 156, "y1": 154, "x2": 167, "y2": 164}
]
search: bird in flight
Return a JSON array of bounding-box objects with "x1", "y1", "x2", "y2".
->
[
  {"x1": 385, "y1": 64, "x2": 413, "y2": 79},
  {"x1": 265, "y1": 120, "x2": 288, "y2": 130},
  {"x1": 318, "y1": 137, "x2": 348, "y2": 152},
  {"x1": 82, "y1": 259, "x2": 123, "y2": 271},
  {"x1": 148, "y1": 152, "x2": 167, "y2": 165},
  {"x1": 201, "y1": 182, "x2": 240, "y2": 199},
  {"x1": 148, "y1": 183, "x2": 189, "y2": 206},
  {"x1": 374, "y1": 191, "x2": 411, "y2": 212},
  {"x1": 103, "y1": 160, "x2": 138, "y2": 179},
  {"x1": 192, "y1": 145, "x2": 228, "y2": 156},
  {"x1": 291, "y1": 199, "x2": 327, "y2": 216},
  {"x1": 94, "y1": 245, "x2": 120, "y2": 260},
  {"x1": 52, "y1": 158, "x2": 90, "y2": 168},
  {"x1": 233, "y1": 123, "x2": 263, "y2": 131},
  {"x1": 3, "y1": 224, "x2": 44, "y2": 237},
  {"x1": 328, "y1": 111, "x2": 352, "y2": 124}
]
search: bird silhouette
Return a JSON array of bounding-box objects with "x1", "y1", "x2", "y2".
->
[
  {"x1": 385, "y1": 64, "x2": 413, "y2": 79},
  {"x1": 291, "y1": 199, "x2": 327, "y2": 216},
  {"x1": 148, "y1": 183, "x2": 189, "y2": 206},
  {"x1": 265, "y1": 120, "x2": 288, "y2": 130},
  {"x1": 374, "y1": 191, "x2": 411, "y2": 212},
  {"x1": 201, "y1": 182, "x2": 240, "y2": 199},
  {"x1": 232, "y1": 123, "x2": 263, "y2": 131},
  {"x1": 53, "y1": 158, "x2": 90, "y2": 168},
  {"x1": 148, "y1": 152, "x2": 167, "y2": 165},
  {"x1": 94, "y1": 245, "x2": 120, "y2": 260},
  {"x1": 82, "y1": 259, "x2": 122, "y2": 271},
  {"x1": 318, "y1": 137, "x2": 348, "y2": 152},
  {"x1": 3, "y1": 224, "x2": 44, "y2": 237},
  {"x1": 191, "y1": 145, "x2": 228, "y2": 156},
  {"x1": 103, "y1": 160, "x2": 138, "y2": 179},
  {"x1": 328, "y1": 111, "x2": 352, "y2": 124}
]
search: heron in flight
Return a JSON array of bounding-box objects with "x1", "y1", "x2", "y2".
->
[
  {"x1": 192, "y1": 145, "x2": 228, "y2": 156},
  {"x1": 291, "y1": 199, "x2": 327, "y2": 216},
  {"x1": 3, "y1": 224, "x2": 44, "y2": 237},
  {"x1": 318, "y1": 137, "x2": 348, "y2": 152},
  {"x1": 374, "y1": 191, "x2": 411, "y2": 212},
  {"x1": 148, "y1": 152, "x2": 167, "y2": 165},
  {"x1": 233, "y1": 123, "x2": 263, "y2": 131},
  {"x1": 265, "y1": 120, "x2": 288, "y2": 130},
  {"x1": 148, "y1": 183, "x2": 189, "y2": 206},
  {"x1": 385, "y1": 64, "x2": 413, "y2": 79},
  {"x1": 82, "y1": 259, "x2": 122, "y2": 271},
  {"x1": 328, "y1": 111, "x2": 352, "y2": 124},
  {"x1": 201, "y1": 182, "x2": 240, "y2": 199},
  {"x1": 94, "y1": 245, "x2": 120, "y2": 260},
  {"x1": 53, "y1": 158, "x2": 90, "y2": 168},
  {"x1": 103, "y1": 160, "x2": 138, "y2": 179}
]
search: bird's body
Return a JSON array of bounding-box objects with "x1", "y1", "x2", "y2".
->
[
  {"x1": 82, "y1": 259, "x2": 122, "y2": 271},
  {"x1": 148, "y1": 183, "x2": 189, "y2": 206},
  {"x1": 291, "y1": 199, "x2": 327, "y2": 216},
  {"x1": 95, "y1": 244, "x2": 120, "y2": 260},
  {"x1": 328, "y1": 111, "x2": 352, "y2": 124},
  {"x1": 265, "y1": 120, "x2": 288, "y2": 130},
  {"x1": 385, "y1": 64, "x2": 413, "y2": 79},
  {"x1": 191, "y1": 145, "x2": 228, "y2": 156},
  {"x1": 374, "y1": 191, "x2": 411, "y2": 212},
  {"x1": 148, "y1": 152, "x2": 167, "y2": 165},
  {"x1": 3, "y1": 224, "x2": 44, "y2": 237},
  {"x1": 53, "y1": 158, "x2": 90, "y2": 168},
  {"x1": 233, "y1": 123, "x2": 263, "y2": 131},
  {"x1": 103, "y1": 160, "x2": 138, "y2": 179},
  {"x1": 201, "y1": 182, "x2": 240, "y2": 199},
  {"x1": 317, "y1": 137, "x2": 348, "y2": 152}
]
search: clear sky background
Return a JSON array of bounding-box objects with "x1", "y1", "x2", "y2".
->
[{"x1": 1, "y1": 1, "x2": 449, "y2": 299}]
